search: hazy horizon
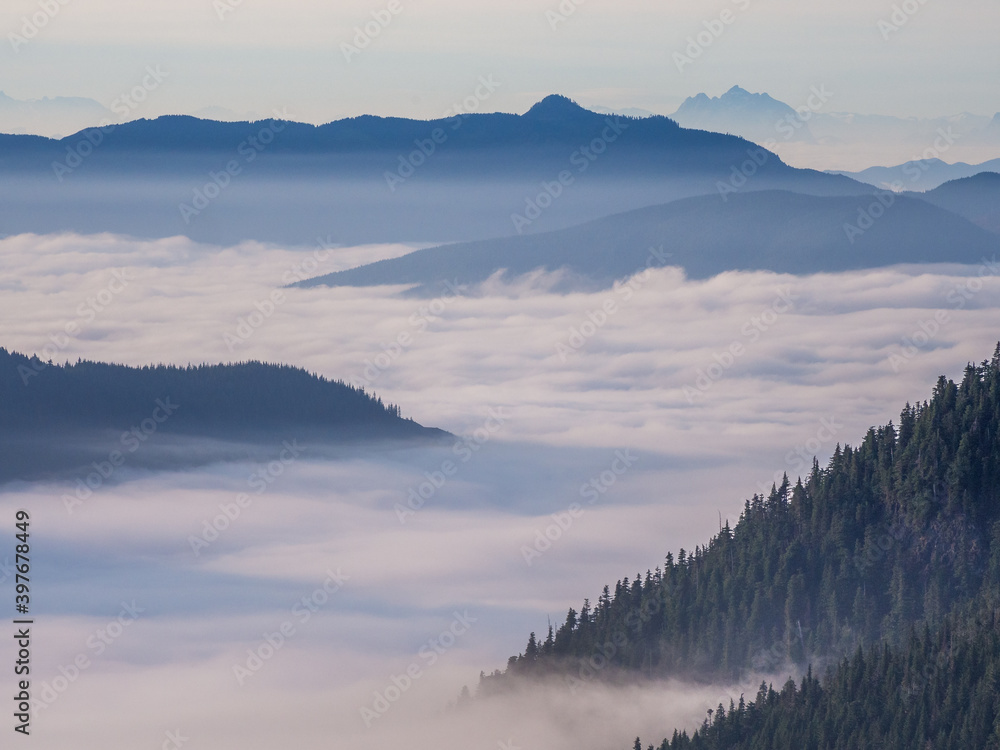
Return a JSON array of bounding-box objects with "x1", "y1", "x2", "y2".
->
[{"x1": 2, "y1": 0, "x2": 998, "y2": 122}]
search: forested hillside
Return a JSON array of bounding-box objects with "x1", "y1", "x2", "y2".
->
[
  {"x1": 482, "y1": 346, "x2": 1000, "y2": 747},
  {"x1": 0, "y1": 348, "x2": 429, "y2": 436},
  {"x1": 638, "y1": 611, "x2": 1000, "y2": 749},
  {"x1": 0, "y1": 349, "x2": 444, "y2": 482}
]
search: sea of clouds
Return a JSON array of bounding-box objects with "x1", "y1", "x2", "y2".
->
[{"x1": 1, "y1": 232, "x2": 998, "y2": 749}]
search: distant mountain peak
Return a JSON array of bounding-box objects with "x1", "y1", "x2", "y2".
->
[
  {"x1": 677, "y1": 86, "x2": 785, "y2": 110},
  {"x1": 671, "y1": 86, "x2": 811, "y2": 143},
  {"x1": 523, "y1": 94, "x2": 592, "y2": 122}
]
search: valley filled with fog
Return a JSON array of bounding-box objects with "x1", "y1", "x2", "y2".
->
[{"x1": 2, "y1": 232, "x2": 998, "y2": 748}]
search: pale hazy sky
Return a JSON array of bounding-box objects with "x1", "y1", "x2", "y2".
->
[{"x1": 2, "y1": 0, "x2": 998, "y2": 122}]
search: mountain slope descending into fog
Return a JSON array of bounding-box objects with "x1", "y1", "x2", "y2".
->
[
  {"x1": 0, "y1": 95, "x2": 872, "y2": 245},
  {"x1": 480, "y1": 347, "x2": 1000, "y2": 748},
  {"x1": 0, "y1": 349, "x2": 445, "y2": 481},
  {"x1": 912, "y1": 172, "x2": 1000, "y2": 235},
  {"x1": 296, "y1": 190, "x2": 1000, "y2": 292},
  {"x1": 632, "y1": 619, "x2": 1000, "y2": 749}
]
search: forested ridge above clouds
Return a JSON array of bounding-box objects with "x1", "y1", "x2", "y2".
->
[
  {"x1": 0, "y1": 349, "x2": 446, "y2": 482},
  {"x1": 0, "y1": 348, "x2": 427, "y2": 434}
]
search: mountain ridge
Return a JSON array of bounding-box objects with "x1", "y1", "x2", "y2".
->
[
  {"x1": 911, "y1": 172, "x2": 1000, "y2": 234},
  {"x1": 831, "y1": 158, "x2": 1000, "y2": 192},
  {"x1": 0, "y1": 95, "x2": 876, "y2": 246},
  {"x1": 293, "y1": 189, "x2": 1000, "y2": 292}
]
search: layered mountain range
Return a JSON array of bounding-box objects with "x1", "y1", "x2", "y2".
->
[
  {"x1": 296, "y1": 175, "x2": 1000, "y2": 293},
  {"x1": 0, "y1": 95, "x2": 872, "y2": 245}
]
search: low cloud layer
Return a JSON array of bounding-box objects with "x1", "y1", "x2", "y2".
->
[{"x1": 1, "y1": 232, "x2": 999, "y2": 748}]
